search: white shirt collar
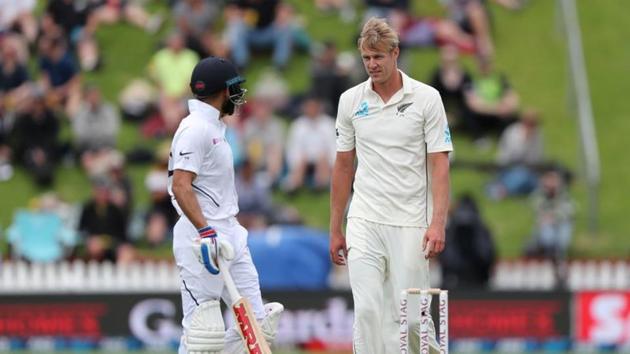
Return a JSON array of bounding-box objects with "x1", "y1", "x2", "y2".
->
[
  {"x1": 188, "y1": 99, "x2": 221, "y2": 123},
  {"x1": 364, "y1": 70, "x2": 413, "y2": 102},
  {"x1": 400, "y1": 70, "x2": 414, "y2": 95}
]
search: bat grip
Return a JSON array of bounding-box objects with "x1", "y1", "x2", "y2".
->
[{"x1": 218, "y1": 256, "x2": 242, "y2": 305}]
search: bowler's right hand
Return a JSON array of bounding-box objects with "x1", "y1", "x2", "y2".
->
[{"x1": 329, "y1": 230, "x2": 348, "y2": 266}]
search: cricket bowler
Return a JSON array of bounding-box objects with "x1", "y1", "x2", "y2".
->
[{"x1": 329, "y1": 18, "x2": 453, "y2": 354}]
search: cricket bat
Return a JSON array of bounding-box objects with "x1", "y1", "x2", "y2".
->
[{"x1": 219, "y1": 257, "x2": 272, "y2": 354}]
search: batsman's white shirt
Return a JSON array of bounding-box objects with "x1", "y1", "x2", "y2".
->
[
  {"x1": 168, "y1": 99, "x2": 239, "y2": 221},
  {"x1": 168, "y1": 100, "x2": 265, "y2": 354},
  {"x1": 335, "y1": 71, "x2": 453, "y2": 227}
]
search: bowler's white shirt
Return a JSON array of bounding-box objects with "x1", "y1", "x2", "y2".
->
[
  {"x1": 336, "y1": 71, "x2": 453, "y2": 227},
  {"x1": 168, "y1": 99, "x2": 239, "y2": 221}
]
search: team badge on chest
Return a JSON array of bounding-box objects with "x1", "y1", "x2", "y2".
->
[
  {"x1": 354, "y1": 101, "x2": 369, "y2": 118},
  {"x1": 396, "y1": 102, "x2": 413, "y2": 118}
]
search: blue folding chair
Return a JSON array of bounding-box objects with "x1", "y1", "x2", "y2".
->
[{"x1": 6, "y1": 210, "x2": 78, "y2": 263}]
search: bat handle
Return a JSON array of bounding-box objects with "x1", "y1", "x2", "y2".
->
[{"x1": 218, "y1": 256, "x2": 242, "y2": 305}]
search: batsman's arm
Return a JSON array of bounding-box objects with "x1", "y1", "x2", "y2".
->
[
  {"x1": 329, "y1": 149, "x2": 355, "y2": 265},
  {"x1": 172, "y1": 169, "x2": 207, "y2": 230}
]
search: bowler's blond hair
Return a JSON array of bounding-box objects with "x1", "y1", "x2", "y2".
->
[{"x1": 357, "y1": 17, "x2": 399, "y2": 52}]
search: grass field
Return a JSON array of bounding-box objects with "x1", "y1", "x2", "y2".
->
[{"x1": 1, "y1": 0, "x2": 628, "y2": 258}]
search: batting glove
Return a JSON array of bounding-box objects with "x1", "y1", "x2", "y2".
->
[{"x1": 196, "y1": 226, "x2": 235, "y2": 275}]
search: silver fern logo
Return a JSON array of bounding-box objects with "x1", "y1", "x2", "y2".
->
[{"x1": 396, "y1": 103, "x2": 412, "y2": 117}]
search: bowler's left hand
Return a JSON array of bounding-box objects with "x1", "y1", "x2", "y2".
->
[{"x1": 423, "y1": 224, "x2": 446, "y2": 259}]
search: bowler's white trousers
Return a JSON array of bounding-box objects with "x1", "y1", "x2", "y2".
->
[
  {"x1": 173, "y1": 216, "x2": 266, "y2": 354},
  {"x1": 346, "y1": 217, "x2": 439, "y2": 354}
]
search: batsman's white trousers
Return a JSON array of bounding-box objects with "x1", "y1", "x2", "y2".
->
[
  {"x1": 346, "y1": 217, "x2": 439, "y2": 354},
  {"x1": 173, "y1": 216, "x2": 266, "y2": 354}
]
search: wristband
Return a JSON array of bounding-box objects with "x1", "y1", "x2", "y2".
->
[{"x1": 198, "y1": 226, "x2": 217, "y2": 238}]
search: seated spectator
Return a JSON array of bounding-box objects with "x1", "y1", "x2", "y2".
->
[
  {"x1": 174, "y1": 0, "x2": 225, "y2": 58},
  {"x1": 284, "y1": 96, "x2": 336, "y2": 193},
  {"x1": 310, "y1": 41, "x2": 353, "y2": 116},
  {"x1": 0, "y1": 36, "x2": 33, "y2": 113},
  {"x1": 363, "y1": 0, "x2": 409, "y2": 20},
  {"x1": 0, "y1": 40, "x2": 19, "y2": 180},
  {"x1": 37, "y1": 191, "x2": 81, "y2": 232},
  {"x1": 487, "y1": 109, "x2": 543, "y2": 200},
  {"x1": 45, "y1": 0, "x2": 101, "y2": 71},
  {"x1": 440, "y1": 194, "x2": 496, "y2": 289},
  {"x1": 143, "y1": 145, "x2": 177, "y2": 247},
  {"x1": 78, "y1": 149, "x2": 132, "y2": 222},
  {"x1": 91, "y1": 0, "x2": 163, "y2": 35},
  {"x1": 118, "y1": 78, "x2": 158, "y2": 122},
  {"x1": 71, "y1": 85, "x2": 120, "y2": 155},
  {"x1": 235, "y1": 159, "x2": 274, "y2": 230},
  {"x1": 10, "y1": 94, "x2": 60, "y2": 186},
  {"x1": 463, "y1": 58, "x2": 519, "y2": 140},
  {"x1": 2, "y1": 32, "x2": 30, "y2": 62},
  {"x1": 38, "y1": 12, "x2": 65, "y2": 43},
  {"x1": 225, "y1": 0, "x2": 295, "y2": 70},
  {"x1": 46, "y1": 0, "x2": 93, "y2": 40},
  {"x1": 0, "y1": 0, "x2": 38, "y2": 43},
  {"x1": 429, "y1": 45, "x2": 472, "y2": 126},
  {"x1": 497, "y1": 109, "x2": 543, "y2": 166},
  {"x1": 78, "y1": 176, "x2": 130, "y2": 262},
  {"x1": 38, "y1": 36, "x2": 82, "y2": 115},
  {"x1": 525, "y1": 169, "x2": 574, "y2": 286},
  {"x1": 236, "y1": 159, "x2": 302, "y2": 229},
  {"x1": 81, "y1": 148, "x2": 114, "y2": 176},
  {"x1": 442, "y1": 0, "x2": 494, "y2": 61},
  {"x1": 388, "y1": 9, "x2": 476, "y2": 54},
  {"x1": 147, "y1": 31, "x2": 198, "y2": 134},
  {"x1": 242, "y1": 98, "x2": 285, "y2": 187},
  {"x1": 250, "y1": 69, "x2": 290, "y2": 113},
  {"x1": 149, "y1": 32, "x2": 199, "y2": 98},
  {"x1": 107, "y1": 151, "x2": 133, "y2": 221}
]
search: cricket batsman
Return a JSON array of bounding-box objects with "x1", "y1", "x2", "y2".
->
[{"x1": 168, "y1": 56, "x2": 283, "y2": 354}]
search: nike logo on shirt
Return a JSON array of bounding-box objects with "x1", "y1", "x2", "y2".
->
[{"x1": 179, "y1": 151, "x2": 193, "y2": 156}]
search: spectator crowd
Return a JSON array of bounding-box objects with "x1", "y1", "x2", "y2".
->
[{"x1": 1, "y1": 0, "x2": 572, "y2": 288}]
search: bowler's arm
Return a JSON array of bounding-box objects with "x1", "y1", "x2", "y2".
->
[
  {"x1": 172, "y1": 170, "x2": 207, "y2": 229},
  {"x1": 423, "y1": 152, "x2": 450, "y2": 258},
  {"x1": 329, "y1": 149, "x2": 355, "y2": 265},
  {"x1": 429, "y1": 152, "x2": 450, "y2": 228}
]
